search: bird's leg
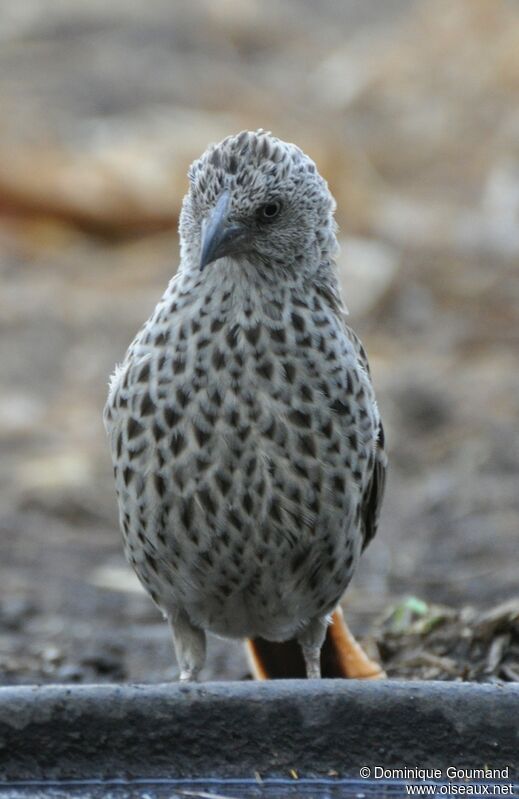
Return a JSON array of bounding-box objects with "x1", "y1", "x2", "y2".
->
[
  {"x1": 298, "y1": 617, "x2": 328, "y2": 679},
  {"x1": 302, "y1": 647, "x2": 321, "y2": 679},
  {"x1": 168, "y1": 609, "x2": 206, "y2": 682},
  {"x1": 327, "y1": 606, "x2": 386, "y2": 679}
]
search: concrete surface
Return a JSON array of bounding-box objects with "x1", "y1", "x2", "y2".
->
[{"x1": 0, "y1": 681, "x2": 517, "y2": 782}]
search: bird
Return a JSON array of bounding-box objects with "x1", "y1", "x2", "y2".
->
[{"x1": 104, "y1": 130, "x2": 387, "y2": 681}]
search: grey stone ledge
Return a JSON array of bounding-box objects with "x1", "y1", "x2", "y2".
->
[{"x1": 0, "y1": 681, "x2": 517, "y2": 781}]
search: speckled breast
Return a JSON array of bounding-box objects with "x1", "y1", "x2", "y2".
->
[{"x1": 105, "y1": 277, "x2": 377, "y2": 640}]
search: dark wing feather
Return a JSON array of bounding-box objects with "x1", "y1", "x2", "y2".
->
[
  {"x1": 342, "y1": 324, "x2": 387, "y2": 552},
  {"x1": 361, "y1": 420, "x2": 387, "y2": 552},
  {"x1": 313, "y1": 277, "x2": 388, "y2": 552}
]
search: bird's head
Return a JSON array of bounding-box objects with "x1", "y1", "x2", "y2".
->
[{"x1": 179, "y1": 130, "x2": 338, "y2": 282}]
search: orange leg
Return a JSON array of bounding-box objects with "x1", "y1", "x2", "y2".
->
[
  {"x1": 325, "y1": 606, "x2": 386, "y2": 679},
  {"x1": 246, "y1": 606, "x2": 385, "y2": 680}
]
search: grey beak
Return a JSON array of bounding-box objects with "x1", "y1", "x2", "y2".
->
[{"x1": 199, "y1": 192, "x2": 247, "y2": 271}]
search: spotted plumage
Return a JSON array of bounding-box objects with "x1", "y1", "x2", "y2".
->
[{"x1": 104, "y1": 130, "x2": 387, "y2": 680}]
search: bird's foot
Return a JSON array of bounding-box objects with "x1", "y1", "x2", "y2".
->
[
  {"x1": 169, "y1": 609, "x2": 206, "y2": 683},
  {"x1": 301, "y1": 645, "x2": 322, "y2": 679},
  {"x1": 329, "y1": 608, "x2": 386, "y2": 679},
  {"x1": 179, "y1": 667, "x2": 200, "y2": 682}
]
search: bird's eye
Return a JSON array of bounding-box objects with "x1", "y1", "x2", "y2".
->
[{"x1": 257, "y1": 201, "x2": 282, "y2": 221}]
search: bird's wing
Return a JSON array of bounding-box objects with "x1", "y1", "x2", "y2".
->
[
  {"x1": 360, "y1": 419, "x2": 387, "y2": 552},
  {"x1": 314, "y1": 277, "x2": 388, "y2": 552},
  {"x1": 342, "y1": 322, "x2": 388, "y2": 552}
]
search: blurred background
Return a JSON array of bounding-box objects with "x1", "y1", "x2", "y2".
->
[{"x1": 0, "y1": 0, "x2": 518, "y2": 684}]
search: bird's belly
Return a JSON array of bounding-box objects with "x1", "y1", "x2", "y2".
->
[
  {"x1": 112, "y1": 323, "x2": 373, "y2": 640},
  {"x1": 153, "y1": 512, "x2": 361, "y2": 641},
  {"x1": 122, "y1": 404, "x2": 363, "y2": 641}
]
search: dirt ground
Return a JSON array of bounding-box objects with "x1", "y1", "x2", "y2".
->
[{"x1": 0, "y1": 0, "x2": 518, "y2": 684}]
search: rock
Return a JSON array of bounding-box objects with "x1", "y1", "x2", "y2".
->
[
  {"x1": 337, "y1": 236, "x2": 400, "y2": 317},
  {"x1": 455, "y1": 161, "x2": 519, "y2": 257},
  {"x1": 0, "y1": 599, "x2": 35, "y2": 632},
  {"x1": 89, "y1": 564, "x2": 147, "y2": 595},
  {"x1": 394, "y1": 382, "x2": 452, "y2": 434},
  {"x1": 0, "y1": 394, "x2": 45, "y2": 437},
  {"x1": 0, "y1": 110, "x2": 238, "y2": 236},
  {"x1": 14, "y1": 453, "x2": 93, "y2": 502}
]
